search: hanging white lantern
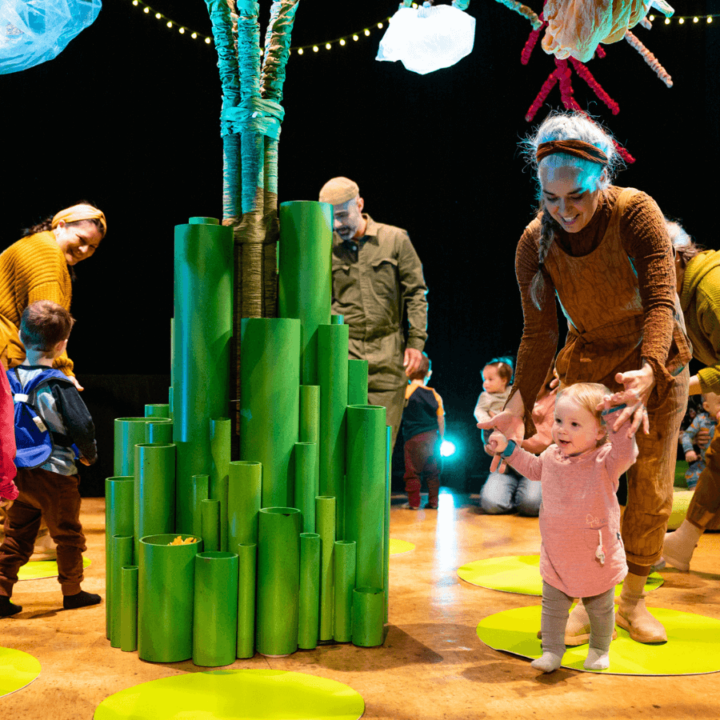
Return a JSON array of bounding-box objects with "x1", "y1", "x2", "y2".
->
[{"x1": 376, "y1": 2, "x2": 476, "y2": 75}]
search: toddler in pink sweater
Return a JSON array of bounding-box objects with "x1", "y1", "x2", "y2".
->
[{"x1": 488, "y1": 382, "x2": 638, "y2": 673}]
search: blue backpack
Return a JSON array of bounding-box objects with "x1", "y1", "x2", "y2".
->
[{"x1": 6, "y1": 367, "x2": 77, "y2": 468}]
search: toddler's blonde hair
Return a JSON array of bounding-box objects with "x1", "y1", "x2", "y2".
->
[{"x1": 557, "y1": 382, "x2": 611, "y2": 436}]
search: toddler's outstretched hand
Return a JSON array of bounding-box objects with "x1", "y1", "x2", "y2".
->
[{"x1": 477, "y1": 411, "x2": 524, "y2": 472}]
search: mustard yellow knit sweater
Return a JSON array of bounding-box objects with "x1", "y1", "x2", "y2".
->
[{"x1": 0, "y1": 232, "x2": 74, "y2": 375}]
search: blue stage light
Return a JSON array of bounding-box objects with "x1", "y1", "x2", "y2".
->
[{"x1": 440, "y1": 440, "x2": 456, "y2": 457}]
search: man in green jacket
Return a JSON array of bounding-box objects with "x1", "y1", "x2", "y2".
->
[{"x1": 320, "y1": 177, "x2": 429, "y2": 449}]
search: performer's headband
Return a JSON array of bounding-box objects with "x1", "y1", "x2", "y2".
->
[
  {"x1": 52, "y1": 204, "x2": 107, "y2": 236},
  {"x1": 536, "y1": 140, "x2": 608, "y2": 166}
]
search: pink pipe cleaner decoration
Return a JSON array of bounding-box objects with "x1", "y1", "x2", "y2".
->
[
  {"x1": 625, "y1": 30, "x2": 673, "y2": 87},
  {"x1": 595, "y1": 45, "x2": 606, "y2": 59},
  {"x1": 525, "y1": 70, "x2": 558, "y2": 121},
  {"x1": 521, "y1": 14, "x2": 546, "y2": 65},
  {"x1": 569, "y1": 57, "x2": 620, "y2": 114},
  {"x1": 555, "y1": 59, "x2": 581, "y2": 111}
]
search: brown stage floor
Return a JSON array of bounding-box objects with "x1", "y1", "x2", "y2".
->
[{"x1": 3, "y1": 493, "x2": 720, "y2": 719}]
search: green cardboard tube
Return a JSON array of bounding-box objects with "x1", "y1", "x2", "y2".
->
[
  {"x1": 294, "y1": 443, "x2": 318, "y2": 534},
  {"x1": 352, "y1": 587, "x2": 385, "y2": 647},
  {"x1": 110, "y1": 535, "x2": 133, "y2": 648},
  {"x1": 105, "y1": 476, "x2": 134, "y2": 639},
  {"x1": 114, "y1": 417, "x2": 154, "y2": 476},
  {"x1": 168, "y1": 386, "x2": 174, "y2": 416},
  {"x1": 145, "y1": 419, "x2": 173, "y2": 445},
  {"x1": 299, "y1": 385, "x2": 320, "y2": 444},
  {"x1": 333, "y1": 540, "x2": 357, "y2": 643},
  {"x1": 348, "y1": 359, "x2": 369, "y2": 406},
  {"x1": 201, "y1": 499, "x2": 221, "y2": 552},
  {"x1": 210, "y1": 418, "x2": 231, "y2": 552},
  {"x1": 138, "y1": 534, "x2": 200, "y2": 663},
  {"x1": 237, "y1": 543, "x2": 257, "y2": 659},
  {"x1": 239, "y1": 318, "x2": 300, "y2": 508},
  {"x1": 330, "y1": 315, "x2": 344, "y2": 325},
  {"x1": 134, "y1": 443, "x2": 176, "y2": 561},
  {"x1": 317, "y1": 324, "x2": 348, "y2": 537},
  {"x1": 315, "y1": 496, "x2": 335, "y2": 642},
  {"x1": 256, "y1": 507, "x2": 302, "y2": 657},
  {"x1": 228, "y1": 461, "x2": 262, "y2": 549},
  {"x1": 384, "y1": 425, "x2": 392, "y2": 624},
  {"x1": 190, "y1": 474, "x2": 210, "y2": 539},
  {"x1": 345, "y1": 405, "x2": 387, "y2": 590},
  {"x1": 173, "y1": 219, "x2": 233, "y2": 533},
  {"x1": 278, "y1": 201, "x2": 332, "y2": 385},
  {"x1": 298, "y1": 533, "x2": 321, "y2": 650},
  {"x1": 193, "y1": 551, "x2": 239, "y2": 667},
  {"x1": 145, "y1": 404, "x2": 171, "y2": 418},
  {"x1": 120, "y1": 565, "x2": 138, "y2": 652}
]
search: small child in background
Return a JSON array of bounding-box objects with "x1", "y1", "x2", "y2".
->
[
  {"x1": 482, "y1": 383, "x2": 637, "y2": 673},
  {"x1": 680, "y1": 392, "x2": 720, "y2": 489},
  {"x1": 473, "y1": 357, "x2": 514, "y2": 428},
  {"x1": 402, "y1": 354, "x2": 444, "y2": 510}
]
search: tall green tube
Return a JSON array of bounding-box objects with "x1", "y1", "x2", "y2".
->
[
  {"x1": 239, "y1": 318, "x2": 300, "y2": 508},
  {"x1": 352, "y1": 587, "x2": 385, "y2": 647},
  {"x1": 209, "y1": 418, "x2": 231, "y2": 552},
  {"x1": 384, "y1": 425, "x2": 392, "y2": 624},
  {"x1": 173, "y1": 217, "x2": 233, "y2": 533},
  {"x1": 294, "y1": 442, "x2": 318, "y2": 534},
  {"x1": 333, "y1": 540, "x2": 357, "y2": 643},
  {"x1": 110, "y1": 535, "x2": 133, "y2": 648},
  {"x1": 193, "y1": 552, "x2": 239, "y2": 667},
  {"x1": 317, "y1": 324, "x2": 349, "y2": 537},
  {"x1": 315, "y1": 496, "x2": 335, "y2": 642},
  {"x1": 190, "y1": 474, "x2": 210, "y2": 539},
  {"x1": 120, "y1": 565, "x2": 138, "y2": 652},
  {"x1": 237, "y1": 543, "x2": 256, "y2": 659},
  {"x1": 134, "y1": 443, "x2": 176, "y2": 560},
  {"x1": 138, "y1": 534, "x2": 200, "y2": 662},
  {"x1": 145, "y1": 419, "x2": 173, "y2": 445},
  {"x1": 345, "y1": 405, "x2": 387, "y2": 589},
  {"x1": 201, "y1": 499, "x2": 220, "y2": 552},
  {"x1": 105, "y1": 476, "x2": 134, "y2": 639},
  {"x1": 348, "y1": 359, "x2": 369, "y2": 406},
  {"x1": 298, "y1": 533, "x2": 321, "y2": 650},
  {"x1": 114, "y1": 417, "x2": 153, "y2": 476},
  {"x1": 299, "y1": 385, "x2": 320, "y2": 444},
  {"x1": 256, "y1": 507, "x2": 301, "y2": 657},
  {"x1": 228, "y1": 461, "x2": 262, "y2": 550},
  {"x1": 278, "y1": 201, "x2": 333, "y2": 386},
  {"x1": 145, "y1": 404, "x2": 171, "y2": 418}
]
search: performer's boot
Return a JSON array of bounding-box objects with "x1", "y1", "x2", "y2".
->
[
  {"x1": 616, "y1": 572, "x2": 666, "y2": 643},
  {"x1": 536, "y1": 600, "x2": 617, "y2": 646},
  {"x1": 661, "y1": 520, "x2": 703, "y2": 573}
]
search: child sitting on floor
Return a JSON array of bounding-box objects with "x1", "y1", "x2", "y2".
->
[
  {"x1": 680, "y1": 392, "x2": 720, "y2": 489},
  {"x1": 480, "y1": 382, "x2": 638, "y2": 672}
]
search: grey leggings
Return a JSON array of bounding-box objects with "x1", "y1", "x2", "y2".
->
[{"x1": 541, "y1": 581, "x2": 615, "y2": 656}]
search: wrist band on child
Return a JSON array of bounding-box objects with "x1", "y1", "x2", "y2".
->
[{"x1": 501, "y1": 440, "x2": 517, "y2": 458}]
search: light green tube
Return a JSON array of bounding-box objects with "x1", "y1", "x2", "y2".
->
[
  {"x1": 201, "y1": 499, "x2": 220, "y2": 552},
  {"x1": 190, "y1": 474, "x2": 210, "y2": 539},
  {"x1": 256, "y1": 507, "x2": 301, "y2": 657},
  {"x1": 173, "y1": 218, "x2": 233, "y2": 533},
  {"x1": 105, "y1": 476, "x2": 134, "y2": 639},
  {"x1": 333, "y1": 540, "x2": 357, "y2": 643},
  {"x1": 315, "y1": 496, "x2": 335, "y2": 642},
  {"x1": 145, "y1": 419, "x2": 173, "y2": 445},
  {"x1": 352, "y1": 587, "x2": 385, "y2": 647},
  {"x1": 210, "y1": 418, "x2": 231, "y2": 551},
  {"x1": 120, "y1": 565, "x2": 138, "y2": 652},
  {"x1": 347, "y1": 359, "x2": 369, "y2": 406},
  {"x1": 114, "y1": 417, "x2": 153, "y2": 476},
  {"x1": 294, "y1": 442, "x2": 318, "y2": 534},
  {"x1": 110, "y1": 535, "x2": 133, "y2": 648},
  {"x1": 298, "y1": 533, "x2": 321, "y2": 650},
  {"x1": 345, "y1": 405, "x2": 387, "y2": 590},
  {"x1": 237, "y1": 543, "x2": 256, "y2": 659},
  {"x1": 134, "y1": 443, "x2": 176, "y2": 560},
  {"x1": 317, "y1": 324, "x2": 348, "y2": 537},
  {"x1": 278, "y1": 201, "x2": 333, "y2": 385},
  {"x1": 384, "y1": 425, "x2": 392, "y2": 624},
  {"x1": 145, "y1": 404, "x2": 171, "y2": 418},
  {"x1": 239, "y1": 318, "x2": 300, "y2": 508},
  {"x1": 193, "y1": 552, "x2": 239, "y2": 667},
  {"x1": 299, "y1": 385, "x2": 320, "y2": 444},
  {"x1": 228, "y1": 461, "x2": 262, "y2": 550}
]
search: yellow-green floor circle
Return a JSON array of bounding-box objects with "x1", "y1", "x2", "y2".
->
[
  {"x1": 458, "y1": 555, "x2": 663, "y2": 596},
  {"x1": 477, "y1": 604, "x2": 720, "y2": 675},
  {"x1": 0, "y1": 647, "x2": 41, "y2": 697},
  {"x1": 18, "y1": 556, "x2": 91, "y2": 581},
  {"x1": 389, "y1": 538, "x2": 415, "y2": 555},
  {"x1": 94, "y1": 669, "x2": 365, "y2": 720}
]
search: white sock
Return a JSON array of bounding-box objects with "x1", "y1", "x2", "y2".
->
[
  {"x1": 531, "y1": 651, "x2": 563, "y2": 673},
  {"x1": 584, "y1": 647, "x2": 610, "y2": 670}
]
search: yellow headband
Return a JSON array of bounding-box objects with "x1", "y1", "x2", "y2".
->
[{"x1": 52, "y1": 204, "x2": 107, "y2": 236}]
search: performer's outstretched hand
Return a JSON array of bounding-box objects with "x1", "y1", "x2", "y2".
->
[
  {"x1": 601, "y1": 364, "x2": 655, "y2": 436},
  {"x1": 477, "y1": 411, "x2": 525, "y2": 472}
]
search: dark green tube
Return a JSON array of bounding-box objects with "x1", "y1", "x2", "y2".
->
[
  {"x1": 134, "y1": 443, "x2": 176, "y2": 560},
  {"x1": 114, "y1": 417, "x2": 153, "y2": 476},
  {"x1": 239, "y1": 318, "x2": 300, "y2": 508},
  {"x1": 333, "y1": 540, "x2": 357, "y2": 643},
  {"x1": 138, "y1": 534, "x2": 200, "y2": 662},
  {"x1": 294, "y1": 443, "x2": 318, "y2": 534},
  {"x1": 317, "y1": 324, "x2": 348, "y2": 537},
  {"x1": 352, "y1": 587, "x2": 385, "y2": 647},
  {"x1": 384, "y1": 425, "x2": 391, "y2": 624},
  {"x1": 201, "y1": 499, "x2": 220, "y2": 552},
  {"x1": 278, "y1": 201, "x2": 332, "y2": 386},
  {"x1": 190, "y1": 474, "x2": 210, "y2": 539},
  {"x1": 193, "y1": 552, "x2": 239, "y2": 667},
  {"x1": 345, "y1": 405, "x2": 387, "y2": 590},
  {"x1": 237, "y1": 543, "x2": 256, "y2": 659},
  {"x1": 315, "y1": 496, "x2": 335, "y2": 642},
  {"x1": 228, "y1": 461, "x2": 262, "y2": 550},
  {"x1": 110, "y1": 535, "x2": 133, "y2": 648},
  {"x1": 330, "y1": 315, "x2": 344, "y2": 325},
  {"x1": 120, "y1": 565, "x2": 138, "y2": 652},
  {"x1": 173, "y1": 218, "x2": 233, "y2": 533},
  {"x1": 105, "y1": 476, "x2": 134, "y2": 639},
  {"x1": 298, "y1": 533, "x2": 321, "y2": 650},
  {"x1": 145, "y1": 419, "x2": 173, "y2": 445},
  {"x1": 256, "y1": 508, "x2": 301, "y2": 657},
  {"x1": 348, "y1": 359, "x2": 369, "y2": 406},
  {"x1": 209, "y1": 418, "x2": 231, "y2": 552},
  {"x1": 145, "y1": 404, "x2": 171, "y2": 418},
  {"x1": 299, "y1": 385, "x2": 320, "y2": 444}
]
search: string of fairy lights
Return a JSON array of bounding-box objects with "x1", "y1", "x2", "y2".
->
[{"x1": 128, "y1": 0, "x2": 718, "y2": 55}]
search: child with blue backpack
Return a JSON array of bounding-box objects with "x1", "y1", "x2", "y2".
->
[{"x1": 0, "y1": 301, "x2": 99, "y2": 617}]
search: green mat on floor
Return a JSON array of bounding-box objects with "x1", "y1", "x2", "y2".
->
[
  {"x1": 0, "y1": 647, "x2": 41, "y2": 697},
  {"x1": 18, "y1": 556, "x2": 91, "y2": 581}
]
